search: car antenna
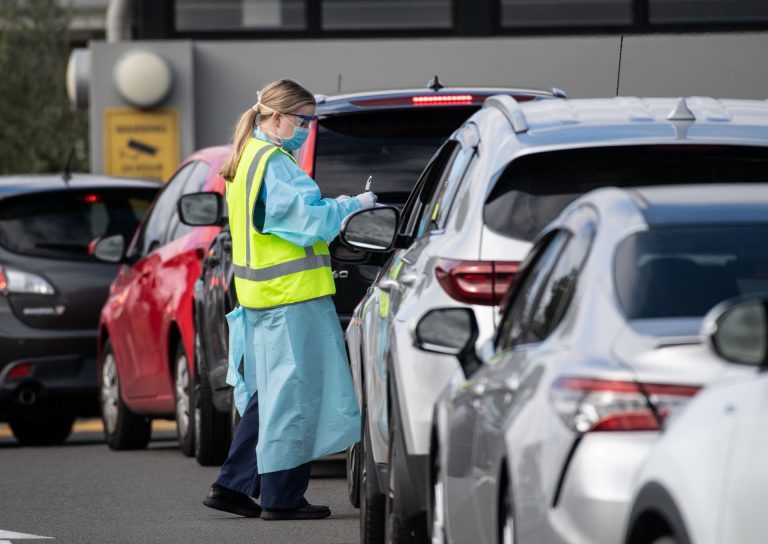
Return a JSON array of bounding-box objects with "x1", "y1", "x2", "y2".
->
[
  {"x1": 62, "y1": 148, "x2": 76, "y2": 185},
  {"x1": 615, "y1": 35, "x2": 624, "y2": 96},
  {"x1": 427, "y1": 75, "x2": 444, "y2": 92}
]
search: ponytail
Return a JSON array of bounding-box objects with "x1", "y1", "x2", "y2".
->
[{"x1": 219, "y1": 108, "x2": 258, "y2": 182}]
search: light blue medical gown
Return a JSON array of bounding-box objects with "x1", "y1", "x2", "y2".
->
[{"x1": 225, "y1": 130, "x2": 362, "y2": 474}]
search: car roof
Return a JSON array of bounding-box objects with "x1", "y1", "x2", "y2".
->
[
  {"x1": 316, "y1": 85, "x2": 563, "y2": 115},
  {"x1": 491, "y1": 97, "x2": 768, "y2": 149},
  {"x1": 0, "y1": 173, "x2": 162, "y2": 199},
  {"x1": 630, "y1": 184, "x2": 768, "y2": 226}
]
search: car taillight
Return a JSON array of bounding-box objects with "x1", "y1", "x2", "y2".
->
[
  {"x1": 83, "y1": 194, "x2": 101, "y2": 204},
  {"x1": 550, "y1": 377, "x2": 700, "y2": 433},
  {"x1": 412, "y1": 94, "x2": 473, "y2": 106},
  {"x1": 435, "y1": 259, "x2": 520, "y2": 306},
  {"x1": 8, "y1": 363, "x2": 32, "y2": 379},
  {"x1": 0, "y1": 266, "x2": 55, "y2": 295}
]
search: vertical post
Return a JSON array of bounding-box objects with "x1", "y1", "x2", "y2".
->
[
  {"x1": 307, "y1": 0, "x2": 322, "y2": 37},
  {"x1": 633, "y1": 0, "x2": 650, "y2": 31},
  {"x1": 454, "y1": 0, "x2": 495, "y2": 36}
]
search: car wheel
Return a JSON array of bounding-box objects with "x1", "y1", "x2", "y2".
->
[
  {"x1": 193, "y1": 328, "x2": 229, "y2": 466},
  {"x1": 429, "y1": 444, "x2": 447, "y2": 544},
  {"x1": 8, "y1": 412, "x2": 75, "y2": 446},
  {"x1": 385, "y1": 408, "x2": 412, "y2": 544},
  {"x1": 360, "y1": 410, "x2": 385, "y2": 544},
  {"x1": 499, "y1": 478, "x2": 515, "y2": 544},
  {"x1": 174, "y1": 342, "x2": 195, "y2": 457},
  {"x1": 347, "y1": 441, "x2": 362, "y2": 508},
  {"x1": 100, "y1": 340, "x2": 151, "y2": 450}
]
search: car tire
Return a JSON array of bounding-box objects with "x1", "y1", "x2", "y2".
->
[
  {"x1": 385, "y1": 408, "x2": 412, "y2": 544},
  {"x1": 347, "y1": 440, "x2": 362, "y2": 508},
  {"x1": 498, "y1": 477, "x2": 515, "y2": 544},
  {"x1": 100, "y1": 340, "x2": 151, "y2": 450},
  {"x1": 8, "y1": 412, "x2": 75, "y2": 446},
  {"x1": 193, "y1": 329, "x2": 229, "y2": 466},
  {"x1": 174, "y1": 342, "x2": 195, "y2": 457},
  {"x1": 360, "y1": 409, "x2": 385, "y2": 544}
]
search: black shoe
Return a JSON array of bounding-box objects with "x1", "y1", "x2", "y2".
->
[
  {"x1": 261, "y1": 503, "x2": 331, "y2": 521},
  {"x1": 203, "y1": 484, "x2": 262, "y2": 518}
]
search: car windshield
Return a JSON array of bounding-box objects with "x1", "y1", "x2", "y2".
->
[
  {"x1": 484, "y1": 145, "x2": 768, "y2": 241},
  {"x1": 313, "y1": 107, "x2": 478, "y2": 203},
  {"x1": 614, "y1": 225, "x2": 768, "y2": 319},
  {"x1": 0, "y1": 188, "x2": 157, "y2": 261}
]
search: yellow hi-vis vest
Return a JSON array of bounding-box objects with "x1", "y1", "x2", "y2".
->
[{"x1": 226, "y1": 137, "x2": 335, "y2": 309}]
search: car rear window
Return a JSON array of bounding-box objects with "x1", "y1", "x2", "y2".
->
[
  {"x1": 614, "y1": 225, "x2": 768, "y2": 319},
  {"x1": 313, "y1": 107, "x2": 478, "y2": 202},
  {"x1": 484, "y1": 145, "x2": 768, "y2": 241},
  {"x1": 0, "y1": 188, "x2": 158, "y2": 261}
]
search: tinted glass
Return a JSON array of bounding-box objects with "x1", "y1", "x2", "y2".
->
[
  {"x1": 0, "y1": 189, "x2": 157, "y2": 261},
  {"x1": 175, "y1": 0, "x2": 306, "y2": 31},
  {"x1": 485, "y1": 145, "x2": 768, "y2": 242},
  {"x1": 313, "y1": 108, "x2": 477, "y2": 202},
  {"x1": 322, "y1": 0, "x2": 451, "y2": 29},
  {"x1": 501, "y1": 0, "x2": 632, "y2": 27},
  {"x1": 615, "y1": 225, "x2": 768, "y2": 319},
  {"x1": 498, "y1": 231, "x2": 568, "y2": 350},
  {"x1": 649, "y1": 0, "x2": 768, "y2": 23}
]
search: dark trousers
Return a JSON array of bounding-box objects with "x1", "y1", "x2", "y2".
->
[{"x1": 215, "y1": 392, "x2": 312, "y2": 509}]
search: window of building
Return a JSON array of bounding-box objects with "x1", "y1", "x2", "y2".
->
[
  {"x1": 321, "y1": 0, "x2": 452, "y2": 30},
  {"x1": 500, "y1": 0, "x2": 633, "y2": 28},
  {"x1": 175, "y1": 0, "x2": 306, "y2": 31},
  {"x1": 649, "y1": 0, "x2": 768, "y2": 24}
]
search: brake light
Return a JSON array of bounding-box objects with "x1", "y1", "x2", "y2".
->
[
  {"x1": 550, "y1": 377, "x2": 700, "y2": 433},
  {"x1": 83, "y1": 194, "x2": 101, "y2": 204},
  {"x1": 412, "y1": 94, "x2": 473, "y2": 106},
  {"x1": 435, "y1": 259, "x2": 520, "y2": 306},
  {"x1": 8, "y1": 363, "x2": 32, "y2": 379},
  {"x1": 0, "y1": 267, "x2": 7, "y2": 292}
]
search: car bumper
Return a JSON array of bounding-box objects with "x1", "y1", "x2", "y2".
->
[{"x1": 548, "y1": 432, "x2": 658, "y2": 544}]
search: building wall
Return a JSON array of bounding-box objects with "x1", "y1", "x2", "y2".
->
[{"x1": 88, "y1": 32, "x2": 768, "y2": 173}]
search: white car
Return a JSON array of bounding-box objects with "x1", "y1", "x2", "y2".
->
[{"x1": 624, "y1": 295, "x2": 768, "y2": 544}]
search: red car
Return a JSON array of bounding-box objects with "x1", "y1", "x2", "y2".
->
[{"x1": 94, "y1": 146, "x2": 230, "y2": 453}]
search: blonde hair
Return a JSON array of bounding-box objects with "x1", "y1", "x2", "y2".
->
[{"x1": 219, "y1": 79, "x2": 316, "y2": 181}]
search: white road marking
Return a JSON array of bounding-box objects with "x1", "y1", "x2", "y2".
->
[{"x1": 0, "y1": 530, "x2": 52, "y2": 539}]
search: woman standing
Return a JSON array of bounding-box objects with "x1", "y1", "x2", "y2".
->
[{"x1": 203, "y1": 79, "x2": 377, "y2": 521}]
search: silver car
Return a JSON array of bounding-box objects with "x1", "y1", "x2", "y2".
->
[
  {"x1": 343, "y1": 97, "x2": 768, "y2": 544},
  {"x1": 419, "y1": 184, "x2": 768, "y2": 544}
]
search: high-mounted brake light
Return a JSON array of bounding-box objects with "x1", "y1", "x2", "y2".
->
[
  {"x1": 83, "y1": 194, "x2": 101, "y2": 204},
  {"x1": 435, "y1": 259, "x2": 520, "y2": 306},
  {"x1": 550, "y1": 377, "x2": 700, "y2": 433},
  {"x1": 412, "y1": 95, "x2": 473, "y2": 106}
]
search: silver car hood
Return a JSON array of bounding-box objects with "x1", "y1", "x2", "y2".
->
[{"x1": 610, "y1": 318, "x2": 739, "y2": 386}]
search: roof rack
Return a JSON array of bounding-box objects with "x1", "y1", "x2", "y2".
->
[{"x1": 484, "y1": 94, "x2": 529, "y2": 133}]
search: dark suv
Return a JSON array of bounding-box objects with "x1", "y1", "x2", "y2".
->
[
  {"x1": 0, "y1": 174, "x2": 160, "y2": 445},
  {"x1": 188, "y1": 83, "x2": 565, "y2": 465}
]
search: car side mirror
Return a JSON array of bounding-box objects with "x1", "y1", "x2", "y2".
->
[
  {"x1": 704, "y1": 296, "x2": 768, "y2": 368},
  {"x1": 413, "y1": 307, "x2": 482, "y2": 378},
  {"x1": 340, "y1": 206, "x2": 399, "y2": 253},
  {"x1": 178, "y1": 192, "x2": 225, "y2": 227},
  {"x1": 90, "y1": 234, "x2": 126, "y2": 263}
]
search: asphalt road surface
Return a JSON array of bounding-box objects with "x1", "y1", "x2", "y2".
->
[{"x1": 0, "y1": 421, "x2": 357, "y2": 544}]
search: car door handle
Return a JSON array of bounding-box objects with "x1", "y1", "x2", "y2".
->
[
  {"x1": 379, "y1": 278, "x2": 400, "y2": 292},
  {"x1": 399, "y1": 273, "x2": 419, "y2": 287}
]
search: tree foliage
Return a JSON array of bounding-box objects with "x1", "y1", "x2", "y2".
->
[{"x1": 0, "y1": 0, "x2": 89, "y2": 174}]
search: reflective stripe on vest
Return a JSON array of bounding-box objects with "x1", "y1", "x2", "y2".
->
[{"x1": 226, "y1": 137, "x2": 335, "y2": 309}]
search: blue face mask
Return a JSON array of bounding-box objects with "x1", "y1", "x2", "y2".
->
[{"x1": 281, "y1": 125, "x2": 310, "y2": 151}]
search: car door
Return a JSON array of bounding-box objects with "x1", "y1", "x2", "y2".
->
[
  {"x1": 442, "y1": 229, "x2": 569, "y2": 544},
  {"x1": 145, "y1": 160, "x2": 212, "y2": 396},
  {"x1": 363, "y1": 140, "x2": 459, "y2": 462},
  {"x1": 465, "y1": 207, "x2": 597, "y2": 543},
  {"x1": 117, "y1": 162, "x2": 195, "y2": 399}
]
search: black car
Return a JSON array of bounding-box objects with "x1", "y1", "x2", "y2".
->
[
  {"x1": 0, "y1": 174, "x2": 160, "y2": 445},
  {"x1": 188, "y1": 83, "x2": 565, "y2": 465}
]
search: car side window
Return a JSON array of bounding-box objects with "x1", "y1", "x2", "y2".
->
[
  {"x1": 496, "y1": 230, "x2": 569, "y2": 351},
  {"x1": 167, "y1": 161, "x2": 212, "y2": 242},
  {"x1": 130, "y1": 161, "x2": 196, "y2": 258},
  {"x1": 525, "y1": 209, "x2": 597, "y2": 343},
  {"x1": 400, "y1": 141, "x2": 458, "y2": 238}
]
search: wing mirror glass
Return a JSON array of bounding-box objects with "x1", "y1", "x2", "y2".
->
[
  {"x1": 706, "y1": 296, "x2": 768, "y2": 367},
  {"x1": 340, "y1": 206, "x2": 399, "y2": 253},
  {"x1": 414, "y1": 307, "x2": 482, "y2": 377},
  {"x1": 178, "y1": 192, "x2": 225, "y2": 227},
  {"x1": 90, "y1": 234, "x2": 125, "y2": 263}
]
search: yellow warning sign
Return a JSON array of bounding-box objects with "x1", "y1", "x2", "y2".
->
[{"x1": 104, "y1": 108, "x2": 180, "y2": 181}]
